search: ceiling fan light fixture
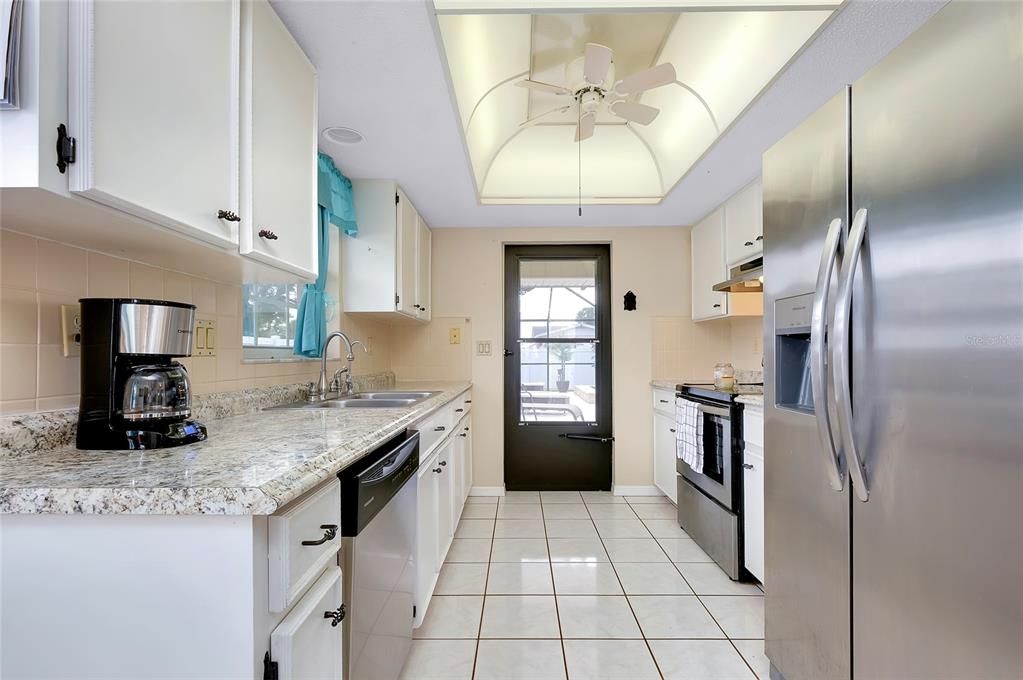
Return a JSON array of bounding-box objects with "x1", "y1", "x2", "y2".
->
[{"x1": 321, "y1": 126, "x2": 365, "y2": 145}]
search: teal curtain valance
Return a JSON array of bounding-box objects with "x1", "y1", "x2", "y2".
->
[
  {"x1": 293, "y1": 154, "x2": 357, "y2": 358},
  {"x1": 318, "y1": 152, "x2": 358, "y2": 236}
]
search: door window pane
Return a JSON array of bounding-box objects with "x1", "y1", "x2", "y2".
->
[
  {"x1": 519, "y1": 341, "x2": 597, "y2": 423},
  {"x1": 518, "y1": 259, "x2": 597, "y2": 340}
]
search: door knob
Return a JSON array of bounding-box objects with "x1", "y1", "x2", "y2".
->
[{"x1": 743, "y1": 463, "x2": 755, "y2": 470}]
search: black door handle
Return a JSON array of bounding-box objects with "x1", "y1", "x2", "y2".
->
[
  {"x1": 558, "y1": 433, "x2": 615, "y2": 443},
  {"x1": 503, "y1": 349, "x2": 514, "y2": 357}
]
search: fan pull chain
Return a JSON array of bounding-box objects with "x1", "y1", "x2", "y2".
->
[{"x1": 578, "y1": 103, "x2": 582, "y2": 217}]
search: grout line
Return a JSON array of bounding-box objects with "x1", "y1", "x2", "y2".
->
[
  {"x1": 613, "y1": 492, "x2": 671, "y2": 678},
  {"x1": 540, "y1": 493, "x2": 571, "y2": 680},
  {"x1": 468, "y1": 497, "x2": 498, "y2": 678}
]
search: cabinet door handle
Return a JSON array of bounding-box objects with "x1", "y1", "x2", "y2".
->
[
  {"x1": 712, "y1": 303, "x2": 722, "y2": 309},
  {"x1": 743, "y1": 463, "x2": 755, "y2": 470},
  {"x1": 323, "y1": 604, "x2": 346, "y2": 627},
  {"x1": 669, "y1": 428, "x2": 676, "y2": 433},
  {"x1": 301, "y1": 524, "x2": 338, "y2": 546},
  {"x1": 755, "y1": 235, "x2": 763, "y2": 241},
  {"x1": 433, "y1": 467, "x2": 443, "y2": 474},
  {"x1": 457, "y1": 433, "x2": 467, "y2": 438},
  {"x1": 464, "y1": 400, "x2": 472, "y2": 404},
  {"x1": 258, "y1": 229, "x2": 279, "y2": 240},
  {"x1": 659, "y1": 399, "x2": 670, "y2": 403},
  {"x1": 463, "y1": 426, "x2": 469, "y2": 431},
  {"x1": 744, "y1": 240, "x2": 754, "y2": 247},
  {"x1": 455, "y1": 408, "x2": 464, "y2": 413},
  {"x1": 434, "y1": 426, "x2": 446, "y2": 432},
  {"x1": 439, "y1": 460, "x2": 447, "y2": 466},
  {"x1": 217, "y1": 209, "x2": 240, "y2": 222}
]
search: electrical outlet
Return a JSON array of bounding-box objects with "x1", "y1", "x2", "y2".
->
[
  {"x1": 449, "y1": 327, "x2": 461, "y2": 344},
  {"x1": 193, "y1": 318, "x2": 216, "y2": 356},
  {"x1": 60, "y1": 305, "x2": 82, "y2": 357}
]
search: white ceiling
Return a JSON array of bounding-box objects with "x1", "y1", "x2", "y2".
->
[{"x1": 270, "y1": 0, "x2": 946, "y2": 228}]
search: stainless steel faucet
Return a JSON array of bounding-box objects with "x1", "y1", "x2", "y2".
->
[{"x1": 309, "y1": 331, "x2": 365, "y2": 401}]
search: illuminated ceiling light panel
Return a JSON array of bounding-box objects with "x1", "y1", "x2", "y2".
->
[{"x1": 435, "y1": 2, "x2": 838, "y2": 205}]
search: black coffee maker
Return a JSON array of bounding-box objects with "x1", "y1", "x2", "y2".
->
[{"x1": 76, "y1": 298, "x2": 207, "y2": 450}]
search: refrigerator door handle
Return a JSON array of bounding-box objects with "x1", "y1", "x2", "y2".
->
[
  {"x1": 833, "y1": 207, "x2": 870, "y2": 502},
  {"x1": 810, "y1": 217, "x2": 846, "y2": 491}
]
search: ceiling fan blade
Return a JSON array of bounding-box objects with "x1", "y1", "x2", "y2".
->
[
  {"x1": 610, "y1": 100, "x2": 660, "y2": 125},
  {"x1": 516, "y1": 79, "x2": 571, "y2": 96},
  {"x1": 575, "y1": 112, "x2": 595, "y2": 142},
  {"x1": 613, "y1": 62, "x2": 676, "y2": 95},
  {"x1": 520, "y1": 105, "x2": 571, "y2": 128},
  {"x1": 583, "y1": 43, "x2": 613, "y2": 86}
]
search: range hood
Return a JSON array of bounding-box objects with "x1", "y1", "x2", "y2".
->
[{"x1": 713, "y1": 257, "x2": 763, "y2": 292}]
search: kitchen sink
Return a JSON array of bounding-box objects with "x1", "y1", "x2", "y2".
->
[{"x1": 270, "y1": 390, "x2": 440, "y2": 410}]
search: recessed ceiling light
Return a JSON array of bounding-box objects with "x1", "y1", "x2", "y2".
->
[{"x1": 322, "y1": 126, "x2": 364, "y2": 145}]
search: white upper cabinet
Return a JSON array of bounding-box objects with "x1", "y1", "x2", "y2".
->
[
  {"x1": 724, "y1": 178, "x2": 764, "y2": 267},
  {"x1": 416, "y1": 218, "x2": 432, "y2": 321},
  {"x1": 691, "y1": 207, "x2": 729, "y2": 320},
  {"x1": 691, "y1": 184, "x2": 764, "y2": 322},
  {"x1": 345, "y1": 180, "x2": 432, "y2": 321},
  {"x1": 69, "y1": 0, "x2": 241, "y2": 248},
  {"x1": 63, "y1": 0, "x2": 318, "y2": 281},
  {"x1": 396, "y1": 188, "x2": 420, "y2": 317},
  {"x1": 240, "y1": 0, "x2": 318, "y2": 279}
]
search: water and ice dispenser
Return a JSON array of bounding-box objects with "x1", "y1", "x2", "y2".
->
[{"x1": 774, "y1": 293, "x2": 816, "y2": 412}]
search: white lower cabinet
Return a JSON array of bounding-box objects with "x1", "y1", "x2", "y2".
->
[
  {"x1": 269, "y1": 565, "x2": 344, "y2": 680},
  {"x1": 743, "y1": 410, "x2": 765, "y2": 583},
  {"x1": 413, "y1": 393, "x2": 473, "y2": 626},
  {"x1": 653, "y1": 409, "x2": 678, "y2": 503},
  {"x1": 435, "y1": 438, "x2": 455, "y2": 567}
]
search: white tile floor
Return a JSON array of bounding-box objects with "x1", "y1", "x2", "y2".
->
[{"x1": 402, "y1": 491, "x2": 769, "y2": 679}]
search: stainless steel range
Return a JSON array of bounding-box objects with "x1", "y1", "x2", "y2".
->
[{"x1": 674, "y1": 383, "x2": 752, "y2": 580}]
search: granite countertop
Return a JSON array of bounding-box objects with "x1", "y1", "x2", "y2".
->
[
  {"x1": 737, "y1": 394, "x2": 765, "y2": 409},
  {"x1": 0, "y1": 381, "x2": 471, "y2": 516}
]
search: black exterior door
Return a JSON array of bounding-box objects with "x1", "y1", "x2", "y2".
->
[{"x1": 503, "y1": 244, "x2": 613, "y2": 491}]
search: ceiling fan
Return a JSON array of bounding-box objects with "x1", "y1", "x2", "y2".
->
[{"x1": 516, "y1": 43, "x2": 677, "y2": 141}]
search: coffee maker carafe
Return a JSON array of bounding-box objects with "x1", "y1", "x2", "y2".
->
[{"x1": 77, "y1": 298, "x2": 207, "y2": 450}]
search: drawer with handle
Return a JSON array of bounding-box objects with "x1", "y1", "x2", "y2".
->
[
  {"x1": 269, "y1": 478, "x2": 341, "y2": 613},
  {"x1": 268, "y1": 565, "x2": 344, "y2": 680},
  {"x1": 653, "y1": 388, "x2": 676, "y2": 415}
]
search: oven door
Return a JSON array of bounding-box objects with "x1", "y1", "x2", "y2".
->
[{"x1": 676, "y1": 396, "x2": 735, "y2": 509}]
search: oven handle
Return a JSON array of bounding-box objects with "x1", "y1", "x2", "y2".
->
[
  {"x1": 675, "y1": 394, "x2": 732, "y2": 418},
  {"x1": 696, "y1": 403, "x2": 730, "y2": 418}
]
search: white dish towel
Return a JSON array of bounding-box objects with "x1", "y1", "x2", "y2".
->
[{"x1": 675, "y1": 397, "x2": 704, "y2": 474}]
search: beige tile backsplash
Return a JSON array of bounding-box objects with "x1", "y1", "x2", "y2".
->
[{"x1": 0, "y1": 229, "x2": 394, "y2": 416}]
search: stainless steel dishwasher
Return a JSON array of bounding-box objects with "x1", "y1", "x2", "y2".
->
[{"x1": 338, "y1": 430, "x2": 419, "y2": 680}]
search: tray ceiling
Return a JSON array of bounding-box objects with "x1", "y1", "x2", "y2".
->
[{"x1": 437, "y1": 6, "x2": 836, "y2": 205}]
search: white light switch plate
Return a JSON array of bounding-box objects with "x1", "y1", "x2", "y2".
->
[{"x1": 60, "y1": 305, "x2": 82, "y2": 357}]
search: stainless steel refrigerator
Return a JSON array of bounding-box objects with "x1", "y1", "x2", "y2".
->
[{"x1": 762, "y1": 2, "x2": 1022, "y2": 679}]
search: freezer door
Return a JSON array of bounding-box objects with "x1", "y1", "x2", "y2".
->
[
  {"x1": 849, "y1": 2, "x2": 1023, "y2": 678},
  {"x1": 762, "y1": 89, "x2": 850, "y2": 680}
]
